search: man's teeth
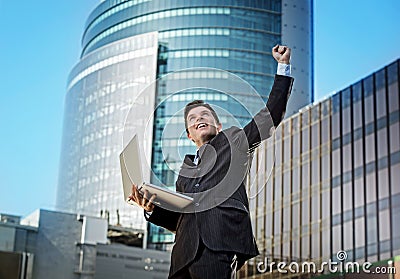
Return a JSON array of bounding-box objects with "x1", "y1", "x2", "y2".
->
[{"x1": 197, "y1": 123, "x2": 207, "y2": 129}]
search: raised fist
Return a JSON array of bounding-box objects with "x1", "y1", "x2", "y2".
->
[{"x1": 272, "y1": 45, "x2": 291, "y2": 64}]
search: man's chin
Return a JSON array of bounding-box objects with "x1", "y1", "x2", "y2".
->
[{"x1": 200, "y1": 131, "x2": 217, "y2": 143}]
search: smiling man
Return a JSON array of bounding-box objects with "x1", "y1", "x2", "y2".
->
[
  {"x1": 129, "y1": 45, "x2": 294, "y2": 279},
  {"x1": 185, "y1": 102, "x2": 222, "y2": 148}
]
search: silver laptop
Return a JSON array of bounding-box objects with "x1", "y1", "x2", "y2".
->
[{"x1": 119, "y1": 134, "x2": 193, "y2": 209}]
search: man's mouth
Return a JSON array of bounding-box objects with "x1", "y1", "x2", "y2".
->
[{"x1": 196, "y1": 123, "x2": 208, "y2": 129}]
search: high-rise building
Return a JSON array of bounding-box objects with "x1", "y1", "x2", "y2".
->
[
  {"x1": 57, "y1": 32, "x2": 159, "y2": 230},
  {"x1": 57, "y1": 0, "x2": 313, "y2": 249},
  {"x1": 240, "y1": 60, "x2": 400, "y2": 278}
]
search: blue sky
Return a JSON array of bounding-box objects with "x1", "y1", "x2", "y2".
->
[{"x1": 0, "y1": 0, "x2": 399, "y2": 217}]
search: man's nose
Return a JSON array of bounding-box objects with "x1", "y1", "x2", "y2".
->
[{"x1": 195, "y1": 116, "x2": 204, "y2": 123}]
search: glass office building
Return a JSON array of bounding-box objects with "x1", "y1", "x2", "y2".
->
[
  {"x1": 57, "y1": 32, "x2": 159, "y2": 229},
  {"x1": 240, "y1": 60, "x2": 400, "y2": 278},
  {"x1": 57, "y1": 0, "x2": 313, "y2": 249},
  {"x1": 81, "y1": 0, "x2": 313, "y2": 115}
]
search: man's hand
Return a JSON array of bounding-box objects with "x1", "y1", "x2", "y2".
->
[
  {"x1": 128, "y1": 184, "x2": 156, "y2": 212},
  {"x1": 272, "y1": 45, "x2": 291, "y2": 64}
]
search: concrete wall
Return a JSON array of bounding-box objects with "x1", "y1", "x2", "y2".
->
[
  {"x1": 95, "y1": 244, "x2": 170, "y2": 279},
  {"x1": 31, "y1": 210, "x2": 82, "y2": 279}
]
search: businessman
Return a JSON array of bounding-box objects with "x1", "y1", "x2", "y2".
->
[{"x1": 129, "y1": 45, "x2": 294, "y2": 278}]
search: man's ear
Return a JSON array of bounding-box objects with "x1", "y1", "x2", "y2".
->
[
  {"x1": 187, "y1": 131, "x2": 195, "y2": 143},
  {"x1": 217, "y1": 123, "x2": 222, "y2": 132}
]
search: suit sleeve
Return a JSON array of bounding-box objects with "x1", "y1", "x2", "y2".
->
[
  {"x1": 144, "y1": 206, "x2": 181, "y2": 233},
  {"x1": 242, "y1": 74, "x2": 294, "y2": 149},
  {"x1": 143, "y1": 178, "x2": 184, "y2": 233},
  {"x1": 266, "y1": 75, "x2": 294, "y2": 127}
]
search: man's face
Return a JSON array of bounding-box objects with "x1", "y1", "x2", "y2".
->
[{"x1": 186, "y1": 106, "x2": 222, "y2": 148}]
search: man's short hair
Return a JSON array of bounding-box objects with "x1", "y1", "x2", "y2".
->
[{"x1": 184, "y1": 100, "x2": 220, "y2": 132}]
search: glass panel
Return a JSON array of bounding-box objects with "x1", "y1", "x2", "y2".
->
[
  {"x1": 390, "y1": 123, "x2": 400, "y2": 153},
  {"x1": 292, "y1": 237, "x2": 300, "y2": 259},
  {"x1": 378, "y1": 168, "x2": 389, "y2": 199},
  {"x1": 302, "y1": 191, "x2": 310, "y2": 227},
  {"x1": 342, "y1": 88, "x2": 352, "y2": 133},
  {"x1": 352, "y1": 81, "x2": 362, "y2": 101},
  {"x1": 301, "y1": 236, "x2": 310, "y2": 259},
  {"x1": 283, "y1": 205, "x2": 290, "y2": 232},
  {"x1": 302, "y1": 127, "x2": 310, "y2": 153},
  {"x1": 274, "y1": 234, "x2": 281, "y2": 256},
  {"x1": 321, "y1": 118, "x2": 330, "y2": 143},
  {"x1": 332, "y1": 187, "x2": 341, "y2": 215},
  {"x1": 332, "y1": 225, "x2": 342, "y2": 256},
  {"x1": 265, "y1": 212, "x2": 272, "y2": 240},
  {"x1": 366, "y1": 203, "x2": 377, "y2": 247},
  {"x1": 365, "y1": 134, "x2": 375, "y2": 164},
  {"x1": 379, "y1": 209, "x2": 390, "y2": 241},
  {"x1": 311, "y1": 123, "x2": 319, "y2": 147},
  {"x1": 322, "y1": 228, "x2": 330, "y2": 258},
  {"x1": 343, "y1": 220, "x2": 353, "y2": 254},
  {"x1": 388, "y1": 62, "x2": 399, "y2": 113},
  {"x1": 311, "y1": 231, "x2": 320, "y2": 259},
  {"x1": 274, "y1": 209, "x2": 281, "y2": 235},
  {"x1": 321, "y1": 154, "x2": 330, "y2": 181},
  {"x1": 311, "y1": 188, "x2": 320, "y2": 222},
  {"x1": 292, "y1": 165, "x2": 300, "y2": 196},
  {"x1": 354, "y1": 178, "x2": 365, "y2": 208},
  {"x1": 321, "y1": 190, "x2": 330, "y2": 220},
  {"x1": 311, "y1": 149, "x2": 319, "y2": 186},
  {"x1": 266, "y1": 169, "x2": 273, "y2": 205},
  {"x1": 343, "y1": 144, "x2": 352, "y2": 173},
  {"x1": 364, "y1": 75, "x2": 374, "y2": 97},
  {"x1": 292, "y1": 202, "x2": 300, "y2": 230},
  {"x1": 364, "y1": 95, "x2": 374, "y2": 124},
  {"x1": 283, "y1": 136, "x2": 291, "y2": 168},
  {"x1": 354, "y1": 139, "x2": 363, "y2": 168},
  {"x1": 366, "y1": 172, "x2": 376, "y2": 203},
  {"x1": 375, "y1": 69, "x2": 387, "y2": 119},
  {"x1": 391, "y1": 193, "x2": 400, "y2": 245},
  {"x1": 355, "y1": 216, "x2": 365, "y2": 244},
  {"x1": 332, "y1": 149, "x2": 341, "y2": 177},
  {"x1": 343, "y1": 182, "x2": 353, "y2": 212},
  {"x1": 353, "y1": 98, "x2": 363, "y2": 129},
  {"x1": 332, "y1": 94, "x2": 341, "y2": 139},
  {"x1": 391, "y1": 164, "x2": 400, "y2": 195}
]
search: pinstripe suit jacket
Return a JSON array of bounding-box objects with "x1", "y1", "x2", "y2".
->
[{"x1": 146, "y1": 74, "x2": 294, "y2": 276}]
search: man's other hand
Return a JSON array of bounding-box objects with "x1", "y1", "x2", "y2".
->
[
  {"x1": 272, "y1": 45, "x2": 291, "y2": 64},
  {"x1": 128, "y1": 184, "x2": 156, "y2": 212}
]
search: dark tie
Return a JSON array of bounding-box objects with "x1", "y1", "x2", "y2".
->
[{"x1": 193, "y1": 150, "x2": 200, "y2": 165}]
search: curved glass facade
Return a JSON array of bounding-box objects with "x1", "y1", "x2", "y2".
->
[
  {"x1": 57, "y1": 0, "x2": 313, "y2": 249},
  {"x1": 57, "y1": 32, "x2": 158, "y2": 228},
  {"x1": 82, "y1": 1, "x2": 284, "y2": 96},
  {"x1": 81, "y1": 0, "x2": 312, "y2": 113}
]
